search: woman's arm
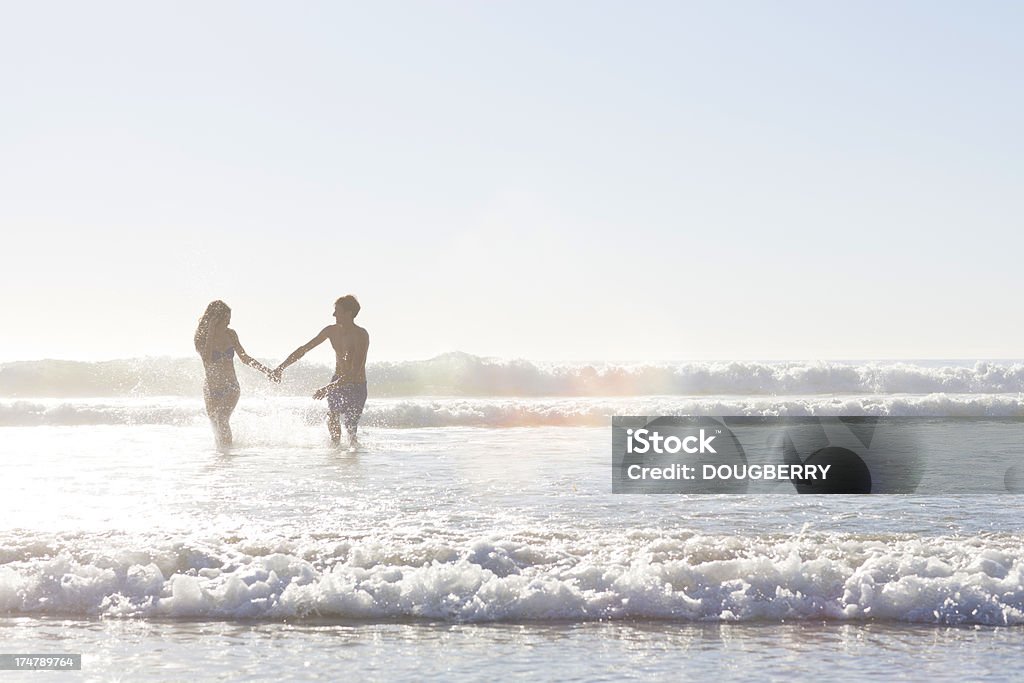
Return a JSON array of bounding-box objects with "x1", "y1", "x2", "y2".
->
[{"x1": 230, "y1": 330, "x2": 273, "y2": 376}]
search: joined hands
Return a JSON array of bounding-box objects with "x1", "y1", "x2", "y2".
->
[{"x1": 265, "y1": 364, "x2": 329, "y2": 399}]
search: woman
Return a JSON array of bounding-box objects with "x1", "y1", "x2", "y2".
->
[{"x1": 194, "y1": 300, "x2": 273, "y2": 447}]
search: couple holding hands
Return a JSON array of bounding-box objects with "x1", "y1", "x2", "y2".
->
[{"x1": 193, "y1": 295, "x2": 369, "y2": 449}]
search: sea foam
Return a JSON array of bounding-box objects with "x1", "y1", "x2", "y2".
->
[
  {"x1": 3, "y1": 355, "x2": 1024, "y2": 398},
  {"x1": 2, "y1": 394, "x2": 1023, "y2": 428},
  {"x1": 1, "y1": 530, "x2": 1021, "y2": 625}
]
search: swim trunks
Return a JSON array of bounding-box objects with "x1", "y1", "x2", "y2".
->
[{"x1": 327, "y1": 377, "x2": 367, "y2": 430}]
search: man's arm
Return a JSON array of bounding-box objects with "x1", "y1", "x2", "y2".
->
[
  {"x1": 313, "y1": 377, "x2": 343, "y2": 400},
  {"x1": 272, "y1": 327, "x2": 331, "y2": 380}
]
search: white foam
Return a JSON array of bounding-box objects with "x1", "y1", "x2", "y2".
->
[
  {"x1": 1, "y1": 531, "x2": 1021, "y2": 625},
  {"x1": 4, "y1": 355, "x2": 1024, "y2": 398},
  {"x1": 3, "y1": 393, "x2": 1024, "y2": 428}
]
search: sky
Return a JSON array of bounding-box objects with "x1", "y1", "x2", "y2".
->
[{"x1": 1, "y1": 1, "x2": 1022, "y2": 362}]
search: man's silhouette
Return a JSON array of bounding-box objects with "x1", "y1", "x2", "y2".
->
[{"x1": 273, "y1": 295, "x2": 369, "y2": 447}]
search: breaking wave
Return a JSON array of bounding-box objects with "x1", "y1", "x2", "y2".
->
[
  {"x1": 3, "y1": 354, "x2": 1024, "y2": 398},
  {"x1": 1, "y1": 529, "x2": 1021, "y2": 625},
  {"x1": 3, "y1": 394, "x2": 1024, "y2": 428}
]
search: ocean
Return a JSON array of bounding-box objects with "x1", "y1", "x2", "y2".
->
[{"x1": 1, "y1": 356, "x2": 1023, "y2": 680}]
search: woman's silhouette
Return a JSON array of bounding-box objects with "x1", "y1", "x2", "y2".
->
[{"x1": 194, "y1": 300, "x2": 273, "y2": 447}]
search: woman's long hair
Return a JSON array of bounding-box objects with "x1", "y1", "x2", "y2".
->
[{"x1": 194, "y1": 300, "x2": 231, "y2": 356}]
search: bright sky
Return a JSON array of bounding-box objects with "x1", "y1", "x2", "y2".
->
[{"x1": 1, "y1": 1, "x2": 1022, "y2": 362}]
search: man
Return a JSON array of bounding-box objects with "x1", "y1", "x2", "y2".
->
[{"x1": 273, "y1": 295, "x2": 369, "y2": 448}]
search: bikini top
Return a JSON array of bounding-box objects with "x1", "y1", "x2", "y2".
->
[{"x1": 209, "y1": 346, "x2": 235, "y2": 362}]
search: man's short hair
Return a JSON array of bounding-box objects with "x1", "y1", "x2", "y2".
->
[{"x1": 335, "y1": 295, "x2": 361, "y2": 318}]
